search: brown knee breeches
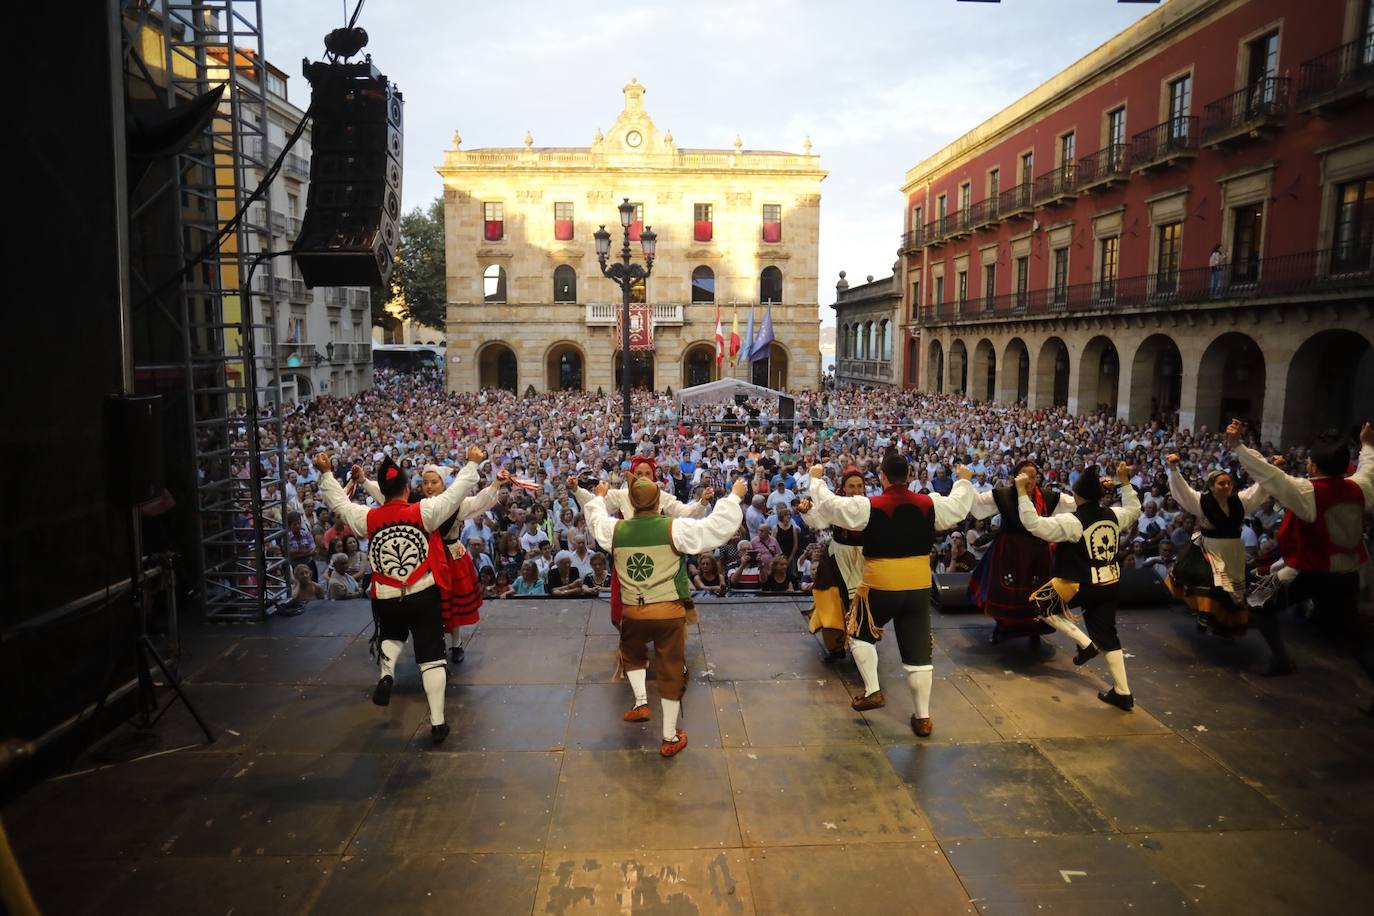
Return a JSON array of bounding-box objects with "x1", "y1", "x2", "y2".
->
[{"x1": 620, "y1": 615, "x2": 688, "y2": 701}]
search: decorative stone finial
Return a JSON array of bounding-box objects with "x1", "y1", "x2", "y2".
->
[
  {"x1": 803, "y1": 135, "x2": 813, "y2": 155},
  {"x1": 836, "y1": 270, "x2": 849, "y2": 293},
  {"x1": 594, "y1": 127, "x2": 603, "y2": 143},
  {"x1": 524, "y1": 130, "x2": 533, "y2": 149},
  {"x1": 867, "y1": 275, "x2": 874, "y2": 283},
  {"x1": 733, "y1": 134, "x2": 742, "y2": 152},
  {"x1": 664, "y1": 129, "x2": 673, "y2": 145},
  {"x1": 452, "y1": 130, "x2": 462, "y2": 149}
]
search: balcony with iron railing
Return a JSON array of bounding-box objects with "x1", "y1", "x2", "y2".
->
[
  {"x1": 1297, "y1": 38, "x2": 1374, "y2": 112},
  {"x1": 997, "y1": 182, "x2": 1034, "y2": 221},
  {"x1": 286, "y1": 216, "x2": 302, "y2": 238},
  {"x1": 289, "y1": 279, "x2": 309, "y2": 303},
  {"x1": 271, "y1": 276, "x2": 291, "y2": 299},
  {"x1": 1202, "y1": 77, "x2": 1290, "y2": 147},
  {"x1": 945, "y1": 208, "x2": 972, "y2": 240},
  {"x1": 919, "y1": 248, "x2": 1370, "y2": 324},
  {"x1": 967, "y1": 197, "x2": 1001, "y2": 231},
  {"x1": 324, "y1": 289, "x2": 348, "y2": 308},
  {"x1": 283, "y1": 153, "x2": 309, "y2": 180},
  {"x1": 351, "y1": 289, "x2": 371, "y2": 308},
  {"x1": 275, "y1": 343, "x2": 318, "y2": 368},
  {"x1": 1076, "y1": 144, "x2": 1130, "y2": 192},
  {"x1": 1130, "y1": 117, "x2": 1199, "y2": 172},
  {"x1": 900, "y1": 227, "x2": 924, "y2": 253},
  {"x1": 923, "y1": 216, "x2": 947, "y2": 248},
  {"x1": 1033, "y1": 163, "x2": 1077, "y2": 207},
  {"x1": 271, "y1": 210, "x2": 288, "y2": 235}
]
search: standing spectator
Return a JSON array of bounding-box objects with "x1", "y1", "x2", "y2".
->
[{"x1": 287, "y1": 512, "x2": 318, "y2": 581}]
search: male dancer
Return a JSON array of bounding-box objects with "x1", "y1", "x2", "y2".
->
[
  {"x1": 583, "y1": 475, "x2": 746, "y2": 756},
  {"x1": 968, "y1": 459, "x2": 1073, "y2": 646},
  {"x1": 1015, "y1": 463, "x2": 1140, "y2": 710},
  {"x1": 315, "y1": 446, "x2": 484, "y2": 743},
  {"x1": 806, "y1": 452, "x2": 976, "y2": 737},
  {"x1": 1229, "y1": 419, "x2": 1374, "y2": 692}
]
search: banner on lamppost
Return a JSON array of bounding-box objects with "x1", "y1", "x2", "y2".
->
[{"x1": 615, "y1": 303, "x2": 655, "y2": 351}]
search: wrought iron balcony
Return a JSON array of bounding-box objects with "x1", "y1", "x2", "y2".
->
[
  {"x1": 914, "y1": 248, "x2": 1370, "y2": 325},
  {"x1": 1202, "y1": 77, "x2": 1290, "y2": 147},
  {"x1": 350, "y1": 289, "x2": 371, "y2": 308},
  {"x1": 900, "y1": 227, "x2": 923, "y2": 252},
  {"x1": 289, "y1": 279, "x2": 309, "y2": 303},
  {"x1": 997, "y1": 182, "x2": 1034, "y2": 221},
  {"x1": 946, "y1": 208, "x2": 971, "y2": 239},
  {"x1": 324, "y1": 289, "x2": 348, "y2": 308},
  {"x1": 1033, "y1": 164, "x2": 1077, "y2": 207},
  {"x1": 967, "y1": 197, "x2": 1001, "y2": 230},
  {"x1": 1076, "y1": 144, "x2": 1130, "y2": 192},
  {"x1": 1297, "y1": 39, "x2": 1374, "y2": 112},
  {"x1": 283, "y1": 153, "x2": 309, "y2": 180},
  {"x1": 275, "y1": 342, "x2": 318, "y2": 368},
  {"x1": 1131, "y1": 118, "x2": 1199, "y2": 172},
  {"x1": 923, "y1": 217, "x2": 947, "y2": 247}
]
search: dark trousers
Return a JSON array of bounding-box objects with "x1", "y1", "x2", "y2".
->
[
  {"x1": 855, "y1": 588, "x2": 933, "y2": 666},
  {"x1": 373, "y1": 586, "x2": 445, "y2": 665},
  {"x1": 1287, "y1": 571, "x2": 1374, "y2": 681},
  {"x1": 1078, "y1": 585, "x2": 1121, "y2": 652}
]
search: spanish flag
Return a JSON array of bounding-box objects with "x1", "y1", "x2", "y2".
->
[{"x1": 729, "y1": 306, "x2": 741, "y2": 366}]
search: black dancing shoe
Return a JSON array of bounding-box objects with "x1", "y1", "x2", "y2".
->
[
  {"x1": 1073, "y1": 644, "x2": 1099, "y2": 667},
  {"x1": 431, "y1": 723, "x2": 450, "y2": 744},
  {"x1": 1260, "y1": 658, "x2": 1296, "y2": 677},
  {"x1": 449, "y1": 644, "x2": 465, "y2": 664},
  {"x1": 372, "y1": 674, "x2": 393, "y2": 707},
  {"x1": 1097, "y1": 688, "x2": 1134, "y2": 712}
]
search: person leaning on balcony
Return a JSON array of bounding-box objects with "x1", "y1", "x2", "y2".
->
[{"x1": 1209, "y1": 244, "x2": 1225, "y2": 295}]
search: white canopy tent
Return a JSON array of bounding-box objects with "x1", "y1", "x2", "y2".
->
[{"x1": 674, "y1": 378, "x2": 792, "y2": 407}]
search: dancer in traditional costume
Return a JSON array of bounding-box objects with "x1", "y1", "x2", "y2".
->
[
  {"x1": 1229, "y1": 419, "x2": 1374, "y2": 689},
  {"x1": 1016, "y1": 463, "x2": 1141, "y2": 711},
  {"x1": 967, "y1": 459, "x2": 1073, "y2": 647},
  {"x1": 806, "y1": 453, "x2": 976, "y2": 737},
  {"x1": 315, "y1": 447, "x2": 484, "y2": 743},
  {"x1": 584, "y1": 476, "x2": 746, "y2": 756},
  {"x1": 1162, "y1": 455, "x2": 1296, "y2": 673},
  {"x1": 798, "y1": 467, "x2": 867, "y2": 662},
  {"x1": 358, "y1": 463, "x2": 509, "y2": 663}
]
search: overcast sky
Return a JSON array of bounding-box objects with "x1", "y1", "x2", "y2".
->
[{"x1": 264, "y1": 0, "x2": 1156, "y2": 325}]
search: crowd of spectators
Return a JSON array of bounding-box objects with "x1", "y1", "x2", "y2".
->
[{"x1": 228, "y1": 367, "x2": 1367, "y2": 609}]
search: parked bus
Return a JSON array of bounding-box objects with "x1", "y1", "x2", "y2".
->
[{"x1": 372, "y1": 343, "x2": 445, "y2": 371}]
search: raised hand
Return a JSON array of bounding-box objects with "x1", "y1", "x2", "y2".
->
[
  {"x1": 566, "y1": 475, "x2": 579, "y2": 492},
  {"x1": 700, "y1": 487, "x2": 715, "y2": 504},
  {"x1": 810, "y1": 464, "x2": 826, "y2": 479},
  {"x1": 1014, "y1": 472, "x2": 1034, "y2": 494},
  {"x1": 796, "y1": 498, "x2": 813, "y2": 515},
  {"x1": 1225, "y1": 419, "x2": 1244, "y2": 448},
  {"x1": 1361, "y1": 421, "x2": 1374, "y2": 448},
  {"x1": 313, "y1": 453, "x2": 333, "y2": 474},
  {"x1": 1116, "y1": 462, "x2": 1132, "y2": 485},
  {"x1": 731, "y1": 478, "x2": 748, "y2": 500},
  {"x1": 1165, "y1": 453, "x2": 1181, "y2": 467},
  {"x1": 466, "y1": 445, "x2": 485, "y2": 463},
  {"x1": 594, "y1": 480, "x2": 610, "y2": 498},
  {"x1": 955, "y1": 465, "x2": 974, "y2": 481}
]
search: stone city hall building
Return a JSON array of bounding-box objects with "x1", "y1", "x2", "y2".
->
[
  {"x1": 438, "y1": 80, "x2": 825, "y2": 394},
  {"x1": 900, "y1": 0, "x2": 1373, "y2": 447}
]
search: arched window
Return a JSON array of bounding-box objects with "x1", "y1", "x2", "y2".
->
[
  {"x1": 868, "y1": 322, "x2": 879, "y2": 360},
  {"x1": 840, "y1": 325, "x2": 849, "y2": 360},
  {"x1": 760, "y1": 266, "x2": 783, "y2": 303},
  {"x1": 553, "y1": 265, "x2": 576, "y2": 303},
  {"x1": 881, "y1": 320, "x2": 892, "y2": 361},
  {"x1": 483, "y1": 264, "x2": 506, "y2": 304},
  {"x1": 691, "y1": 266, "x2": 715, "y2": 304}
]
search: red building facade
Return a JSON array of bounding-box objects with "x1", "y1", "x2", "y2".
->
[{"x1": 900, "y1": 0, "x2": 1373, "y2": 447}]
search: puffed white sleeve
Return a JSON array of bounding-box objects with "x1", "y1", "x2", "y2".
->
[
  {"x1": 1234, "y1": 443, "x2": 1316, "y2": 522},
  {"x1": 661, "y1": 488, "x2": 707, "y2": 519},
  {"x1": 1167, "y1": 465, "x2": 1203, "y2": 517},
  {"x1": 1017, "y1": 492, "x2": 1082, "y2": 543},
  {"x1": 969, "y1": 488, "x2": 999, "y2": 520},
  {"x1": 809, "y1": 476, "x2": 871, "y2": 529},
  {"x1": 459, "y1": 479, "x2": 504, "y2": 521},
  {"x1": 1111, "y1": 480, "x2": 1142, "y2": 529},
  {"x1": 669, "y1": 494, "x2": 744, "y2": 555},
  {"x1": 318, "y1": 472, "x2": 372, "y2": 536},
  {"x1": 583, "y1": 495, "x2": 618, "y2": 552}
]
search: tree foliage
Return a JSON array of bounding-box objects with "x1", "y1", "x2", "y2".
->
[{"x1": 372, "y1": 197, "x2": 447, "y2": 330}]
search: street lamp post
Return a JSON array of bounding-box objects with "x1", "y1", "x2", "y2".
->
[{"x1": 594, "y1": 198, "x2": 657, "y2": 454}]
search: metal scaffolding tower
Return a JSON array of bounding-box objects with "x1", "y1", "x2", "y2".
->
[{"x1": 139, "y1": 0, "x2": 288, "y2": 621}]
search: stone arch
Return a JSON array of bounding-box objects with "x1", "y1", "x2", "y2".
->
[
  {"x1": 751, "y1": 342, "x2": 790, "y2": 389},
  {"x1": 682, "y1": 340, "x2": 718, "y2": 388},
  {"x1": 1032, "y1": 337, "x2": 1069, "y2": 409},
  {"x1": 614, "y1": 350, "x2": 656, "y2": 391},
  {"x1": 1000, "y1": 337, "x2": 1030, "y2": 404},
  {"x1": 1127, "y1": 333, "x2": 1183, "y2": 425},
  {"x1": 971, "y1": 338, "x2": 997, "y2": 401},
  {"x1": 927, "y1": 338, "x2": 945, "y2": 393},
  {"x1": 948, "y1": 339, "x2": 969, "y2": 394},
  {"x1": 553, "y1": 265, "x2": 577, "y2": 303},
  {"x1": 1194, "y1": 332, "x2": 1266, "y2": 436},
  {"x1": 1075, "y1": 335, "x2": 1120, "y2": 415},
  {"x1": 477, "y1": 341, "x2": 518, "y2": 391},
  {"x1": 544, "y1": 341, "x2": 585, "y2": 391},
  {"x1": 1282, "y1": 329, "x2": 1373, "y2": 447}
]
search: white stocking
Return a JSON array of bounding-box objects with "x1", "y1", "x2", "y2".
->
[
  {"x1": 850, "y1": 640, "x2": 881, "y2": 697},
  {"x1": 905, "y1": 664, "x2": 933, "y2": 718},
  {"x1": 419, "y1": 661, "x2": 447, "y2": 725},
  {"x1": 379, "y1": 639, "x2": 404, "y2": 679},
  {"x1": 1105, "y1": 649, "x2": 1131, "y2": 695},
  {"x1": 661, "y1": 698, "x2": 681, "y2": 740},
  {"x1": 627, "y1": 668, "x2": 649, "y2": 706},
  {"x1": 1043, "y1": 614, "x2": 1092, "y2": 649}
]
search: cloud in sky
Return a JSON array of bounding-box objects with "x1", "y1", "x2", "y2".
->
[{"x1": 264, "y1": 0, "x2": 1155, "y2": 325}]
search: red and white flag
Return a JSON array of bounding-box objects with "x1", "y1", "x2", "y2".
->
[{"x1": 714, "y1": 305, "x2": 725, "y2": 369}]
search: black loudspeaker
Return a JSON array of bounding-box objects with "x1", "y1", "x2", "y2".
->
[
  {"x1": 932, "y1": 573, "x2": 977, "y2": 613},
  {"x1": 105, "y1": 394, "x2": 164, "y2": 507},
  {"x1": 294, "y1": 60, "x2": 403, "y2": 289},
  {"x1": 1118, "y1": 569, "x2": 1171, "y2": 607}
]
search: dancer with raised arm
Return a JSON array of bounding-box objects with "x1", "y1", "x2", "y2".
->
[
  {"x1": 797, "y1": 466, "x2": 867, "y2": 662},
  {"x1": 807, "y1": 451, "x2": 977, "y2": 737}
]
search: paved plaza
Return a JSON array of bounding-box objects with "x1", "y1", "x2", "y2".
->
[{"x1": 8, "y1": 596, "x2": 1373, "y2": 915}]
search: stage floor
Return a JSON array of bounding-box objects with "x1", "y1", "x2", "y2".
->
[{"x1": 8, "y1": 597, "x2": 1373, "y2": 915}]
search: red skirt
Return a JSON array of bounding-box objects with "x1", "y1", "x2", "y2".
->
[
  {"x1": 439, "y1": 548, "x2": 482, "y2": 632},
  {"x1": 968, "y1": 532, "x2": 1055, "y2": 623}
]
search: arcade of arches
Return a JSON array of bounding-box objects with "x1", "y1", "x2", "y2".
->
[{"x1": 917, "y1": 319, "x2": 1373, "y2": 447}]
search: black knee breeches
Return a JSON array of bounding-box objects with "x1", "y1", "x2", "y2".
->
[{"x1": 853, "y1": 587, "x2": 934, "y2": 666}]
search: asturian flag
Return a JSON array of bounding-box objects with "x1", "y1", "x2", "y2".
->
[
  {"x1": 714, "y1": 305, "x2": 725, "y2": 369},
  {"x1": 729, "y1": 306, "x2": 742, "y2": 367}
]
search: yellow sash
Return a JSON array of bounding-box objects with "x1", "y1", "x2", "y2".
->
[{"x1": 862, "y1": 556, "x2": 932, "y2": 591}]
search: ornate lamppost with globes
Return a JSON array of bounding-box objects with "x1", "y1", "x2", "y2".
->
[{"x1": 594, "y1": 198, "x2": 657, "y2": 453}]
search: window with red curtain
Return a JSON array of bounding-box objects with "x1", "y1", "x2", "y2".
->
[
  {"x1": 554, "y1": 201, "x2": 574, "y2": 241},
  {"x1": 628, "y1": 202, "x2": 644, "y2": 242},
  {"x1": 762, "y1": 204, "x2": 782, "y2": 243},
  {"x1": 693, "y1": 203, "x2": 713, "y2": 242},
  {"x1": 483, "y1": 201, "x2": 504, "y2": 241}
]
